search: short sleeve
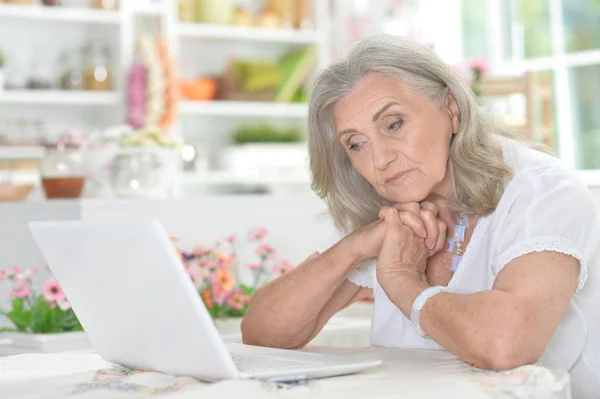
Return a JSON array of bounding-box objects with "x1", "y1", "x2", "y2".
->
[
  {"x1": 492, "y1": 168, "x2": 600, "y2": 293},
  {"x1": 317, "y1": 228, "x2": 375, "y2": 289},
  {"x1": 346, "y1": 259, "x2": 376, "y2": 288}
]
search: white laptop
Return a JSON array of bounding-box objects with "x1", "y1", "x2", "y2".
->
[{"x1": 28, "y1": 219, "x2": 382, "y2": 383}]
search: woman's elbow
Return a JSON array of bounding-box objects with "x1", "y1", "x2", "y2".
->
[
  {"x1": 476, "y1": 328, "x2": 541, "y2": 371},
  {"x1": 240, "y1": 316, "x2": 262, "y2": 346},
  {"x1": 240, "y1": 309, "x2": 307, "y2": 349},
  {"x1": 241, "y1": 317, "x2": 305, "y2": 349}
]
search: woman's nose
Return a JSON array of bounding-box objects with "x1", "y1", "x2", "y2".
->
[{"x1": 372, "y1": 140, "x2": 397, "y2": 170}]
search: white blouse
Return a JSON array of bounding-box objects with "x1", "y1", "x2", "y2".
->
[{"x1": 324, "y1": 139, "x2": 600, "y2": 399}]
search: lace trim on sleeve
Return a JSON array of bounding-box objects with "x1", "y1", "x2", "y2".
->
[
  {"x1": 493, "y1": 236, "x2": 588, "y2": 293},
  {"x1": 346, "y1": 260, "x2": 375, "y2": 288}
]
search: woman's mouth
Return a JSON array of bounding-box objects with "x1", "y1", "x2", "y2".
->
[{"x1": 385, "y1": 170, "x2": 413, "y2": 185}]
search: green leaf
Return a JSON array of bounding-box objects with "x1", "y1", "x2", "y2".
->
[
  {"x1": 11, "y1": 298, "x2": 25, "y2": 314},
  {"x1": 7, "y1": 298, "x2": 32, "y2": 332},
  {"x1": 239, "y1": 284, "x2": 255, "y2": 296},
  {"x1": 7, "y1": 310, "x2": 32, "y2": 332}
]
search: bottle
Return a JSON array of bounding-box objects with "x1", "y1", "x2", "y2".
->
[
  {"x1": 83, "y1": 41, "x2": 111, "y2": 91},
  {"x1": 58, "y1": 49, "x2": 83, "y2": 91}
]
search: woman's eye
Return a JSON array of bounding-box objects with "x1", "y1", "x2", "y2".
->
[
  {"x1": 349, "y1": 142, "x2": 361, "y2": 151},
  {"x1": 389, "y1": 120, "x2": 403, "y2": 130}
]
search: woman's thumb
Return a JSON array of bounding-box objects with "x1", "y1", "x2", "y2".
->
[{"x1": 379, "y1": 208, "x2": 403, "y2": 261}]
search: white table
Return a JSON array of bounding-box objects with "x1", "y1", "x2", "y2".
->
[{"x1": 0, "y1": 347, "x2": 570, "y2": 399}]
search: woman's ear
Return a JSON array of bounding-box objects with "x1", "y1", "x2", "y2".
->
[{"x1": 445, "y1": 89, "x2": 460, "y2": 134}]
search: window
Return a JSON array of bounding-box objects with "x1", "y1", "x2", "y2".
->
[{"x1": 461, "y1": 0, "x2": 600, "y2": 172}]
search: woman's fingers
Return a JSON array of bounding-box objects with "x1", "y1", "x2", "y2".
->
[
  {"x1": 435, "y1": 218, "x2": 447, "y2": 253},
  {"x1": 419, "y1": 208, "x2": 438, "y2": 249},
  {"x1": 398, "y1": 211, "x2": 426, "y2": 239},
  {"x1": 386, "y1": 205, "x2": 426, "y2": 238},
  {"x1": 419, "y1": 201, "x2": 439, "y2": 217},
  {"x1": 394, "y1": 202, "x2": 440, "y2": 241},
  {"x1": 378, "y1": 207, "x2": 406, "y2": 266},
  {"x1": 393, "y1": 202, "x2": 421, "y2": 217}
]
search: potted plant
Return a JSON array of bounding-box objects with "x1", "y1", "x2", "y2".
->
[
  {"x1": 219, "y1": 124, "x2": 308, "y2": 179},
  {"x1": 172, "y1": 226, "x2": 292, "y2": 338},
  {"x1": 0, "y1": 48, "x2": 5, "y2": 91},
  {"x1": 0, "y1": 267, "x2": 90, "y2": 355}
]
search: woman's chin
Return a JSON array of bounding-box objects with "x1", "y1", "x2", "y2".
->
[{"x1": 379, "y1": 187, "x2": 428, "y2": 205}]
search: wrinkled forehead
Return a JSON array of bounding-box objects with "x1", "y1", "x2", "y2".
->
[{"x1": 332, "y1": 74, "x2": 417, "y2": 125}]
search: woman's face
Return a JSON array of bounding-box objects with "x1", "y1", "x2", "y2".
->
[{"x1": 332, "y1": 73, "x2": 460, "y2": 203}]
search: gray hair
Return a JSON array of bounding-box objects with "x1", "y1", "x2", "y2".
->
[{"x1": 308, "y1": 33, "x2": 517, "y2": 233}]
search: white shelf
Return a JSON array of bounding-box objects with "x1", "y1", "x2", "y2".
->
[
  {"x1": 0, "y1": 3, "x2": 121, "y2": 24},
  {"x1": 179, "y1": 100, "x2": 308, "y2": 118},
  {"x1": 177, "y1": 23, "x2": 318, "y2": 44},
  {"x1": 0, "y1": 90, "x2": 122, "y2": 106},
  {"x1": 0, "y1": 146, "x2": 45, "y2": 160},
  {"x1": 181, "y1": 171, "x2": 310, "y2": 186}
]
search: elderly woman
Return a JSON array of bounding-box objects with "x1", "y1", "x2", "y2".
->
[{"x1": 241, "y1": 34, "x2": 599, "y2": 398}]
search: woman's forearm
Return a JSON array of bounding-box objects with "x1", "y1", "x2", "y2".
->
[
  {"x1": 381, "y1": 275, "x2": 535, "y2": 370},
  {"x1": 242, "y1": 237, "x2": 364, "y2": 349}
]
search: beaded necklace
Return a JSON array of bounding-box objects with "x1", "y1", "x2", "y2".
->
[{"x1": 446, "y1": 214, "x2": 470, "y2": 272}]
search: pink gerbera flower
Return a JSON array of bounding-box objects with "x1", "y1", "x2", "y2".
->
[
  {"x1": 256, "y1": 244, "x2": 276, "y2": 261},
  {"x1": 212, "y1": 285, "x2": 229, "y2": 306},
  {"x1": 43, "y1": 279, "x2": 66, "y2": 302},
  {"x1": 272, "y1": 260, "x2": 293, "y2": 277},
  {"x1": 247, "y1": 227, "x2": 268, "y2": 241},
  {"x1": 226, "y1": 289, "x2": 250, "y2": 310},
  {"x1": 8, "y1": 283, "x2": 32, "y2": 299}
]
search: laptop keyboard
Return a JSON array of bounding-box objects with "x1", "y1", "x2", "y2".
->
[{"x1": 230, "y1": 354, "x2": 322, "y2": 373}]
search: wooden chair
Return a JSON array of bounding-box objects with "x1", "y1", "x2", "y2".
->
[{"x1": 478, "y1": 71, "x2": 554, "y2": 148}]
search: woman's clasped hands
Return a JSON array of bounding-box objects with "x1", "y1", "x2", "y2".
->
[{"x1": 351, "y1": 201, "x2": 449, "y2": 286}]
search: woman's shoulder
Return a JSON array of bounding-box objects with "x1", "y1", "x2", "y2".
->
[
  {"x1": 499, "y1": 138, "x2": 591, "y2": 203},
  {"x1": 487, "y1": 137, "x2": 600, "y2": 248}
]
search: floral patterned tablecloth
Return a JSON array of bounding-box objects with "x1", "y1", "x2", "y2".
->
[{"x1": 0, "y1": 347, "x2": 570, "y2": 399}]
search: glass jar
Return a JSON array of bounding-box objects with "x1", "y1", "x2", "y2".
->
[
  {"x1": 26, "y1": 53, "x2": 53, "y2": 90},
  {"x1": 40, "y1": 145, "x2": 86, "y2": 199},
  {"x1": 83, "y1": 41, "x2": 111, "y2": 91},
  {"x1": 58, "y1": 49, "x2": 83, "y2": 90},
  {"x1": 94, "y1": 0, "x2": 118, "y2": 10},
  {"x1": 111, "y1": 150, "x2": 163, "y2": 198}
]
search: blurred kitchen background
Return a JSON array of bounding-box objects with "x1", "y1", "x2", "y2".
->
[{"x1": 0, "y1": 0, "x2": 599, "y2": 203}]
